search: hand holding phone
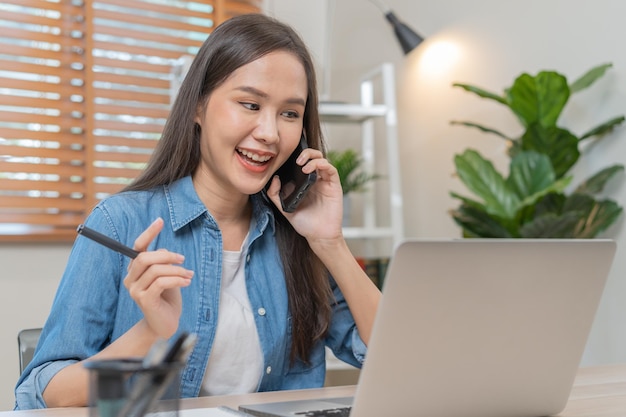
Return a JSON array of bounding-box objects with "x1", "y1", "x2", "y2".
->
[{"x1": 271, "y1": 132, "x2": 317, "y2": 213}]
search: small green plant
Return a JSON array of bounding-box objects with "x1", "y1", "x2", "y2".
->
[
  {"x1": 450, "y1": 63, "x2": 625, "y2": 238},
  {"x1": 327, "y1": 149, "x2": 381, "y2": 195}
]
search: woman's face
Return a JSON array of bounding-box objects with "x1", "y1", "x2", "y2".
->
[{"x1": 194, "y1": 50, "x2": 308, "y2": 198}]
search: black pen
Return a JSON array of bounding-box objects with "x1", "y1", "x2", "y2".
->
[{"x1": 76, "y1": 224, "x2": 140, "y2": 259}]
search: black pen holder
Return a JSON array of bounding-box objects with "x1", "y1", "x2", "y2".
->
[{"x1": 85, "y1": 358, "x2": 183, "y2": 417}]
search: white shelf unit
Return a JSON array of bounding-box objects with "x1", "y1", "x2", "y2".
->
[{"x1": 319, "y1": 62, "x2": 404, "y2": 252}]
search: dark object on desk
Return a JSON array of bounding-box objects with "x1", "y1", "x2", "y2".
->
[
  {"x1": 85, "y1": 358, "x2": 182, "y2": 417},
  {"x1": 85, "y1": 333, "x2": 196, "y2": 417}
]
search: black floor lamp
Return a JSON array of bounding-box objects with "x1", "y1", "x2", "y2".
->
[{"x1": 367, "y1": 0, "x2": 424, "y2": 55}]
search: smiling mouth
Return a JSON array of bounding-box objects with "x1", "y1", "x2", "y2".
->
[{"x1": 237, "y1": 148, "x2": 273, "y2": 166}]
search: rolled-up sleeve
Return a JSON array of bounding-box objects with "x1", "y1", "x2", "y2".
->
[
  {"x1": 325, "y1": 276, "x2": 368, "y2": 368},
  {"x1": 15, "y1": 359, "x2": 78, "y2": 410}
]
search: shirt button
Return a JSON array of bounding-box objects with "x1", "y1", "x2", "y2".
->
[
  {"x1": 246, "y1": 253, "x2": 251, "y2": 263},
  {"x1": 258, "y1": 307, "x2": 266, "y2": 316},
  {"x1": 266, "y1": 366, "x2": 272, "y2": 374}
]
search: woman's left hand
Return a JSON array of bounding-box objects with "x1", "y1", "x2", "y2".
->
[{"x1": 266, "y1": 148, "x2": 344, "y2": 243}]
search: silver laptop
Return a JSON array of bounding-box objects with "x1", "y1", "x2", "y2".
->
[{"x1": 240, "y1": 239, "x2": 616, "y2": 417}]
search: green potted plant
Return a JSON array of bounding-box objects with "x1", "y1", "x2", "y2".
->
[
  {"x1": 327, "y1": 148, "x2": 381, "y2": 195},
  {"x1": 327, "y1": 148, "x2": 381, "y2": 226},
  {"x1": 449, "y1": 63, "x2": 625, "y2": 238}
]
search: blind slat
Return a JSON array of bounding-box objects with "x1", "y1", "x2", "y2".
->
[
  {"x1": 92, "y1": 136, "x2": 159, "y2": 149},
  {"x1": 95, "y1": 151, "x2": 152, "y2": 164},
  {"x1": 0, "y1": 161, "x2": 84, "y2": 176},
  {"x1": 1, "y1": 179, "x2": 85, "y2": 194},
  {"x1": 0, "y1": 45, "x2": 83, "y2": 63},
  {"x1": 0, "y1": 0, "x2": 65, "y2": 12},
  {"x1": 100, "y1": 0, "x2": 215, "y2": 19},
  {"x1": 93, "y1": 120, "x2": 164, "y2": 133},
  {"x1": 0, "y1": 111, "x2": 85, "y2": 129},
  {"x1": 94, "y1": 9, "x2": 213, "y2": 33},
  {"x1": 91, "y1": 40, "x2": 196, "y2": 61},
  {"x1": 1, "y1": 196, "x2": 85, "y2": 211},
  {"x1": 0, "y1": 130, "x2": 83, "y2": 145},
  {"x1": 96, "y1": 89, "x2": 170, "y2": 105},
  {"x1": 0, "y1": 9, "x2": 67, "y2": 28},
  {"x1": 0, "y1": 59, "x2": 83, "y2": 82},
  {"x1": 94, "y1": 25, "x2": 206, "y2": 49},
  {"x1": 93, "y1": 104, "x2": 170, "y2": 120},
  {"x1": 93, "y1": 56, "x2": 173, "y2": 75},
  {"x1": 0, "y1": 79, "x2": 85, "y2": 96},
  {"x1": 0, "y1": 145, "x2": 84, "y2": 162},
  {"x1": 0, "y1": 96, "x2": 84, "y2": 115},
  {"x1": 0, "y1": 213, "x2": 85, "y2": 227}
]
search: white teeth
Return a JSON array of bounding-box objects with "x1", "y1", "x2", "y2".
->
[{"x1": 238, "y1": 149, "x2": 271, "y2": 162}]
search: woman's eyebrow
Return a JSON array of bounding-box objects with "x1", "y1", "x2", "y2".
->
[{"x1": 236, "y1": 85, "x2": 306, "y2": 106}]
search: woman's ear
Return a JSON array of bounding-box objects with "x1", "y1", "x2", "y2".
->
[{"x1": 194, "y1": 102, "x2": 205, "y2": 124}]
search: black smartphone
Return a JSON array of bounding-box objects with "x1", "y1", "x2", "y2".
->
[{"x1": 271, "y1": 132, "x2": 317, "y2": 213}]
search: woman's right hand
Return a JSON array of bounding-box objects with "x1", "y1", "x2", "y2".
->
[{"x1": 124, "y1": 217, "x2": 194, "y2": 339}]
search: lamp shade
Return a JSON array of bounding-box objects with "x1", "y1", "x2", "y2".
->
[{"x1": 384, "y1": 11, "x2": 423, "y2": 55}]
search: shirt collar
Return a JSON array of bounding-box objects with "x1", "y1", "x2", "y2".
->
[{"x1": 164, "y1": 176, "x2": 276, "y2": 235}]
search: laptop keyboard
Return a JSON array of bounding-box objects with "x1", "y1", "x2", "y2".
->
[{"x1": 294, "y1": 407, "x2": 352, "y2": 416}]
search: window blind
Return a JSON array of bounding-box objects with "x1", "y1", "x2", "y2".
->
[{"x1": 0, "y1": 0, "x2": 260, "y2": 241}]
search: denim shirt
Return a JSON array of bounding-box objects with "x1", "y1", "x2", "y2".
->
[{"x1": 14, "y1": 176, "x2": 366, "y2": 410}]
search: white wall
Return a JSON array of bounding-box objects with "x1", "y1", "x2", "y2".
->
[
  {"x1": 268, "y1": 0, "x2": 626, "y2": 369},
  {"x1": 0, "y1": 243, "x2": 70, "y2": 409},
  {"x1": 2, "y1": 0, "x2": 626, "y2": 411}
]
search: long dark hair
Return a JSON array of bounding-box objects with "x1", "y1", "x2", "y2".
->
[{"x1": 125, "y1": 14, "x2": 331, "y2": 364}]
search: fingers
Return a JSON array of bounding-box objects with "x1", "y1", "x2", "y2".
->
[
  {"x1": 133, "y1": 217, "x2": 164, "y2": 252},
  {"x1": 126, "y1": 250, "x2": 193, "y2": 293},
  {"x1": 299, "y1": 150, "x2": 338, "y2": 182},
  {"x1": 124, "y1": 218, "x2": 194, "y2": 308}
]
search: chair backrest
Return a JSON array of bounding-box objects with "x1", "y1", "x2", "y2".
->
[{"x1": 18, "y1": 328, "x2": 42, "y2": 375}]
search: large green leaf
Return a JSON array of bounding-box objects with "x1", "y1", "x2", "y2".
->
[
  {"x1": 450, "y1": 121, "x2": 512, "y2": 140},
  {"x1": 505, "y1": 150, "x2": 573, "y2": 213},
  {"x1": 575, "y1": 164, "x2": 625, "y2": 195},
  {"x1": 452, "y1": 83, "x2": 508, "y2": 105},
  {"x1": 450, "y1": 204, "x2": 515, "y2": 238},
  {"x1": 454, "y1": 149, "x2": 520, "y2": 219},
  {"x1": 518, "y1": 176, "x2": 572, "y2": 208},
  {"x1": 449, "y1": 191, "x2": 486, "y2": 211},
  {"x1": 519, "y1": 212, "x2": 582, "y2": 238},
  {"x1": 570, "y1": 63, "x2": 613, "y2": 93},
  {"x1": 507, "y1": 71, "x2": 569, "y2": 128},
  {"x1": 520, "y1": 123, "x2": 580, "y2": 178},
  {"x1": 564, "y1": 194, "x2": 624, "y2": 238},
  {"x1": 506, "y1": 151, "x2": 555, "y2": 199},
  {"x1": 580, "y1": 116, "x2": 626, "y2": 140},
  {"x1": 533, "y1": 192, "x2": 566, "y2": 217}
]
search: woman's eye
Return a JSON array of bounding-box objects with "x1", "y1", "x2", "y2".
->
[
  {"x1": 241, "y1": 102, "x2": 260, "y2": 110},
  {"x1": 282, "y1": 110, "x2": 300, "y2": 119}
]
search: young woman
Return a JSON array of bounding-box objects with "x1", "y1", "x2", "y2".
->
[{"x1": 15, "y1": 13, "x2": 380, "y2": 409}]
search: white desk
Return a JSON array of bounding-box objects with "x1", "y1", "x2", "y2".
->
[{"x1": 4, "y1": 364, "x2": 626, "y2": 417}]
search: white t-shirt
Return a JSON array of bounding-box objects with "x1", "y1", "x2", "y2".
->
[{"x1": 201, "y1": 234, "x2": 264, "y2": 395}]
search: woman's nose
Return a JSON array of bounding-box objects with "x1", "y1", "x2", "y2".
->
[{"x1": 253, "y1": 112, "x2": 280, "y2": 144}]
